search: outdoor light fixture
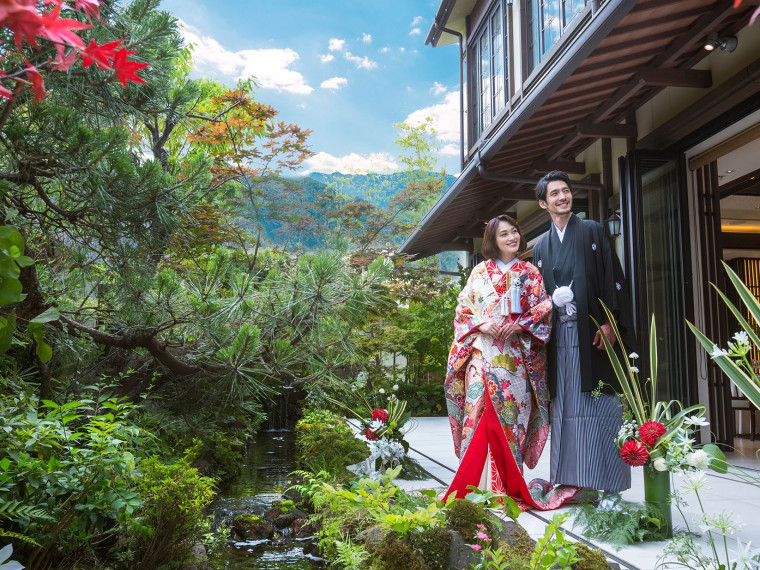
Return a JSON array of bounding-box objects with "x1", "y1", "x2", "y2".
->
[
  {"x1": 703, "y1": 32, "x2": 738, "y2": 52},
  {"x1": 606, "y1": 212, "x2": 621, "y2": 238}
]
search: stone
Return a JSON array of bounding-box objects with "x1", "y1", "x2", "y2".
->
[
  {"x1": 232, "y1": 514, "x2": 275, "y2": 541},
  {"x1": 447, "y1": 529, "x2": 480, "y2": 570},
  {"x1": 292, "y1": 518, "x2": 317, "y2": 538},
  {"x1": 271, "y1": 509, "x2": 309, "y2": 529},
  {"x1": 359, "y1": 526, "x2": 390, "y2": 552}
]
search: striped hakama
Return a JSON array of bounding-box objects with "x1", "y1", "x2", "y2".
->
[{"x1": 549, "y1": 307, "x2": 631, "y2": 492}]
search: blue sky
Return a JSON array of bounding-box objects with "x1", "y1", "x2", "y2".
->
[{"x1": 158, "y1": 0, "x2": 462, "y2": 175}]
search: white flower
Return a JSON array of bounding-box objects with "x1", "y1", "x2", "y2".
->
[
  {"x1": 734, "y1": 538, "x2": 756, "y2": 566},
  {"x1": 710, "y1": 344, "x2": 729, "y2": 359},
  {"x1": 628, "y1": 352, "x2": 639, "y2": 360},
  {"x1": 686, "y1": 449, "x2": 710, "y2": 470},
  {"x1": 653, "y1": 458, "x2": 668, "y2": 472},
  {"x1": 368, "y1": 419, "x2": 383, "y2": 431},
  {"x1": 733, "y1": 331, "x2": 750, "y2": 347},
  {"x1": 378, "y1": 388, "x2": 385, "y2": 394},
  {"x1": 683, "y1": 415, "x2": 710, "y2": 427},
  {"x1": 629, "y1": 366, "x2": 639, "y2": 374},
  {"x1": 681, "y1": 470, "x2": 710, "y2": 494},
  {"x1": 392, "y1": 384, "x2": 399, "y2": 391}
]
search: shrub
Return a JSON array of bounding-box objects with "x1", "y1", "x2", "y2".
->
[
  {"x1": 295, "y1": 408, "x2": 369, "y2": 478},
  {"x1": 0, "y1": 390, "x2": 148, "y2": 568},
  {"x1": 395, "y1": 382, "x2": 446, "y2": 416},
  {"x1": 124, "y1": 448, "x2": 217, "y2": 569}
]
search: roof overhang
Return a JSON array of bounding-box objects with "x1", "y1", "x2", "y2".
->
[
  {"x1": 425, "y1": 0, "x2": 477, "y2": 47},
  {"x1": 403, "y1": 0, "x2": 758, "y2": 258}
]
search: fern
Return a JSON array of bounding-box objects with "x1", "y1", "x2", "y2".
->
[
  {"x1": 0, "y1": 501, "x2": 54, "y2": 522},
  {"x1": 0, "y1": 528, "x2": 42, "y2": 546},
  {"x1": 572, "y1": 496, "x2": 668, "y2": 550},
  {"x1": 334, "y1": 535, "x2": 369, "y2": 570}
]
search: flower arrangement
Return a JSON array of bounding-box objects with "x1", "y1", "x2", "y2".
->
[
  {"x1": 327, "y1": 379, "x2": 413, "y2": 478},
  {"x1": 595, "y1": 304, "x2": 726, "y2": 474}
]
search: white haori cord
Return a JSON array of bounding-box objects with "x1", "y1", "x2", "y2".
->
[{"x1": 553, "y1": 282, "x2": 575, "y2": 316}]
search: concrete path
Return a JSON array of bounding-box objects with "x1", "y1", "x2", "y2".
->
[{"x1": 397, "y1": 416, "x2": 760, "y2": 570}]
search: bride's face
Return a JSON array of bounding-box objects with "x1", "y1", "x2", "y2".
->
[{"x1": 496, "y1": 220, "x2": 520, "y2": 260}]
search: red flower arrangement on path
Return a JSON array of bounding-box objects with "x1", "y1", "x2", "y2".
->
[
  {"x1": 639, "y1": 421, "x2": 667, "y2": 447},
  {"x1": 620, "y1": 440, "x2": 650, "y2": 467},
  {"x1": 371, "y1": 408, "x2": 388, "y2": 422}
]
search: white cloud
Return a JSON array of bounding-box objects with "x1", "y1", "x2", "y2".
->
[
  {"x1": 301, "y1": 151, "x2": 399, "y2": 174},
  {"x1": 404, "y1": 91, "x2": 460, "y2": 145},
  {"x1": 320, "y1": 77, "x2": 348, "y2": 90},
  {"x1": 320, "y1": 54, "x2": 334, "y2": 63},
  {"x1": 178, "y1": 21, "x2": 313, "y2": 94},
  {"x1": 411, "y1": 16, "x2": 424, "y2": 26},
  {"x1": 380, "y1": 47, "x2": 390, "y2": 53},
  {"x1": 328, "y1": 38, "x2": 345, "y2": 51},
  {"x1": 362, "y1": 33, "x2": 372, "y2": 44},
  {"x1": 439, "y1": 143, "x2": 460, "y2": 156},
  {"x1": 431, "y1": 82, "x2": 447, "y2": 96},
  {"x1": 399, "y1": 47, "x2": 406, "y2": 53},
  {"x1": 409, "y1": 28, "x2": 421, "y2": 36},
  {"x1": 345, "y1": 52, "x2": 378, "y2": 70}
]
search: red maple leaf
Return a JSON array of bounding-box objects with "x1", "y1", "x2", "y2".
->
[
  {"x1": 37, "y1": 4, "x2": 91, "y2": 47},
  {"x1": 3, "y1": 4, "x2": 45, "y2": 50},
  {"x1": 0, "y1": 82, "x2": 13, "y2": 101},
  {"x1": 51, "y1": 48, "x2": 80, "y2": 71},
  {"x1": 75, "y1": 0, "x2": 102, "y2": 22},
  {"x1": 24, "y1": 64, "x2": 45, "y2": 103},
  {"x1": 81, "y1": 38, "x2": 121, "y2": 69},
  {"x1": 111, "y1": 47, "x2": 149, "y2": 86}
]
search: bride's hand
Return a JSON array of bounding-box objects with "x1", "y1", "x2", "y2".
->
[{"x1": 479, "y1": 320, "x2": 502, "y2": 337}]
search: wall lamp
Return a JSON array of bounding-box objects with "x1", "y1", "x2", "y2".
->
[
  {"x1": 704, "y1": 32, "x2": 738, "y2": 53},
  {"x1": 606, "y1": 212, "x2": 621, "y2": 238}
]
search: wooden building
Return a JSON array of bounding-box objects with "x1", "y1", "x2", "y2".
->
[{"x1": 400, "y1": 0, "x2": 760, "y2": 446}]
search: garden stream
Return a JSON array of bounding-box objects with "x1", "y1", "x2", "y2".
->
[{"x1": 210, "y1": 430, "x2": 325, "y2": 569}]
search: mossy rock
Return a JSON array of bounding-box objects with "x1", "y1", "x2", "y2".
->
[
  {"x1": 498, "y1": 520, "x2": 535, "y2": 559},
  {"x1": 409, "y1": 527, "x2": 452, "y2": 570},
  {"x1": 369, "y1": 531, "x2": 430, "y2": 570},
  {"x1": 232, "y1": 513, "x2": 274, "y2": 541},
  {"x1": 444, "y1": 499, "x2": 498, "y2": 543},
  {"x1": 572, "y1": 543, "x2": 611, "y2": 569}
]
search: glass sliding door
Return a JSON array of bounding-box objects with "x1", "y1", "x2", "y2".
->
[{"x1": 620, "y1": 152, "x2": 696, "y2": 405}]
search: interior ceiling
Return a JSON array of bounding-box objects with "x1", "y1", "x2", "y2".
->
[{"x1": 406, "y1": 0, "x2": 757, "y2": 258}]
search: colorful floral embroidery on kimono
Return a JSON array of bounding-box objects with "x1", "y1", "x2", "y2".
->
[{"x1": 443, "y1": 259, "x2": 578, "y2": 510}]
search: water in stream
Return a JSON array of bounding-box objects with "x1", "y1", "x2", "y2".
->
[{"x1": 210, "y1": 430, "x2": 325, "y2": 569}]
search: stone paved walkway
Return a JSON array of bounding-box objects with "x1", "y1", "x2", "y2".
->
[{"x1": 397, "y1": 416, "x2": 760, "y2": 570}]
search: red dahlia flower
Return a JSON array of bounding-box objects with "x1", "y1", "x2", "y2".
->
[
  {"x1": 371, "y1": 408, "x2": 388, "y2": 422},
  {"x1": 620, "y1": 440, "x2": 649, "y2": 466},
  {"x1": 639, "y1": 421, "x2": 667, "y2": 447},
  {"x1": 364, "y1": 427, "x2": 378, "y2": 441}
]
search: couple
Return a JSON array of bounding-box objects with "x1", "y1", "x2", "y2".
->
[{"x1": 443, "y1": 171, "x2": 637, "y2": 510}]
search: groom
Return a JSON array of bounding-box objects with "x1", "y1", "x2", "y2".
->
[{"x1": 531, "y1": 170, "x2": 636, "y2": 494}]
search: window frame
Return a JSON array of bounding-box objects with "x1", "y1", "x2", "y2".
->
[{"x1": 468, "y1": 0, "x2": 511, "y2": 146}]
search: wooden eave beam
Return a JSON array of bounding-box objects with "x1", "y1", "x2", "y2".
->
[
  {"x1": 533, "y1": 160, "x2": 586, "y2": 174},
  {"x1": 637, "y1": 57, "x2": 760, "y2": 150},
  {"x1": 577, "y1": 121, "x2": 638, "y2": 138},
  {"x1": 638, "y1": 68, "x2": 712, "y2": 88},
  {"x1": 650, "y1": 0, "x2": 741, "y2": 68}
]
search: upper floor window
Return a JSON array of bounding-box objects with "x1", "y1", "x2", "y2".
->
[
  {"x1": 527, "y1": 0, "x2": 588, "y2": 73},
  {"x1": 470, "y1": 1, "x2": 510, "y2": 143}
]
